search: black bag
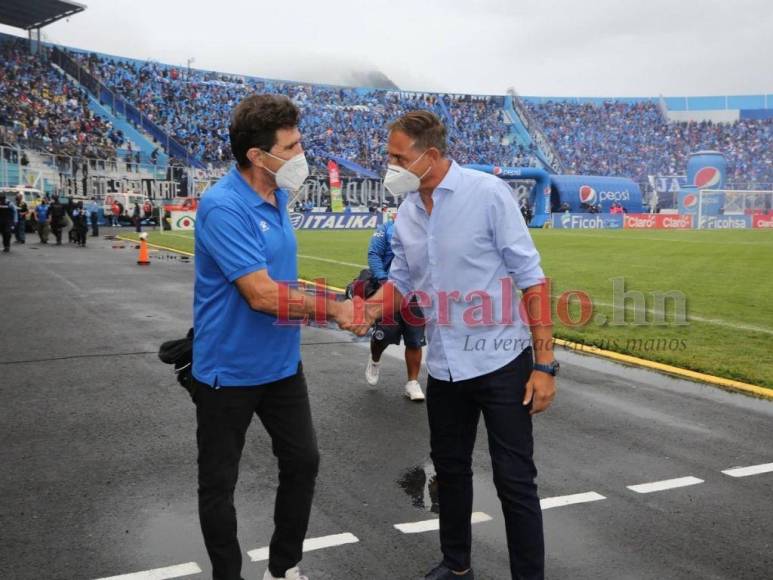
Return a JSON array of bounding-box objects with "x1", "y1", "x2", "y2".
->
[
  {"x1": 158, "y1": 328, "x2": 195, "y2": 401},
  {"x1": 345, "y1": 268, "x2": 381, "y2": 300}
]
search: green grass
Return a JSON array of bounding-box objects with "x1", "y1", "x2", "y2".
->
[{"x1": 125, "y1": 228, "x2": 773, "y2": 389}]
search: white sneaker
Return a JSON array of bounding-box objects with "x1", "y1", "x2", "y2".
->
[
  {"x1": 262, "y1": 566, "x2": 308, "y2": 580},
  {"x1": 404, "y1": 380, "x2": 425, "y2": 401},
  {"x1": 366, "y1": 358, "x2": 381, "y2": 386}
]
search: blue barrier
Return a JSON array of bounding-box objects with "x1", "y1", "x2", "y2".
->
[{"x1": 464, "y1": 164, "x2": 552, "y2": 228}]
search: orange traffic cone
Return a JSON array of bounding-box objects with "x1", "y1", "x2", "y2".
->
[{"x1": 137, "y1": 235, "x2": 150, "y2": 266}]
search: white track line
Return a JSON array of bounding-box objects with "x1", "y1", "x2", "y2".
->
[
  {"x1": 94, "y1": 562, "x2": 201, "y2": 580},
  {"x1": 248, "y1": 533, "x2": 359, "y2": 562},
  {"x1": 540, "y1": 491, "x2": 606, "y2": 510},
  {"x1": 722, "y1": 462, "x2": 773, "y2": 478},
  {"x1": 395, "y1": 512, "x2": 492, "y2": 534},
  {"x1": 297, "y1": 254, "x2": 367, "y2": 269},
  {"x1": 627, "y1": 476, "x2": 704, "y2": 494}
]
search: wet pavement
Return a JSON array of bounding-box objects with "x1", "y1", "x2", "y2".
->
[{"x1": 1, "y1": 232, "x2": 772, "y2": 579}]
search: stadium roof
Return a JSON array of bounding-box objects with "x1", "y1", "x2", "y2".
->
[{"x1": 0, "y1": 0, "x2": 85, "y2": 31}]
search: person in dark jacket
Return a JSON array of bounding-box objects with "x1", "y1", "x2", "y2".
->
[
  {"x1": 72, "y1": 201, "x2": 89, "y2": 247},
  {"x1": 0, "y1": 194, "x2": 15, "y2": 252},
  {"x1": 132, "y1": 203, "x2": 142, "y2": 233},
  {"x1": 14, "y1": 193, "x2": 28, "y2": 244},
  {"x1": 49, "y1": 195, "x2": 66, "y2": 245}
]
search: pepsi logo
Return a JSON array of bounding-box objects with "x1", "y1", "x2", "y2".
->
[
  {"x1": 693, "y1": 167, "x2": 721, "y2": 189},
  {"x1": 683, "y1": 194, "x2": 698, "y2": 209},
  {"x1": 493, "y1": 166, "x2": 503, "y2": 176},
  {"x1": 579, "y1": 185, "x2": 597, "y2": 205}
]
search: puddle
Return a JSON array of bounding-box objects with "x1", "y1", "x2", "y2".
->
[{"x1": 397, "y1": 460, "x2": 439, "y2": 513}]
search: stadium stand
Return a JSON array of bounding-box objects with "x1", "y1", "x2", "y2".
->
[
  {"x1": 527, "y1": 100, "x2": 772, "y2": 187},
  {"x1": 0, "y1": 31, "x2": 770, "y2": 191}
]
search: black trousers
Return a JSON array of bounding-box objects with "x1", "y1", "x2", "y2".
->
[
  {"x1": 90, "y1": 212, "x2": 99, "y2": 236},
  {"x1": 194, "y1": 364, "x2": 319, "y2": 580},
  {"x1": 1, "y1": 223, "x2": 11, "y2": 250},
  {"x1": 427, "y1": 347, "x2": 544, "y2": 580}
]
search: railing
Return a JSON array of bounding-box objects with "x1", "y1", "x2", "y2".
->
[
  {"x1": 49, "y1": 47, "x2": 205, "y2": 169},
  {"x1": 508, "y1": 89, "x2": 566, "y2": 174}
]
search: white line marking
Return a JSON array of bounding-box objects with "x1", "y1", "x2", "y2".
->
[
  {"x1": 582, "y1": 297, "x2": 773, "y2": 335},
  {"x1": 627, "y1": 476, "x2": 704, "y2": 493},
  {"x1": 248, "y1": 533, "x2": 359, "y2": 562},
  {"x1": 540, "y1": 491, "x2": 606, "y2": 510},
  {"x1": 394, "y1": 512, "x2": 492, "y2": 534},
  {"x1": 94, "y1": 562, "x2": 202, "y2": 580},
  {"x1": 722, "y1": 462, "x2": 773, "y2": 478},
  {"x1": 297, "y1": 254, "x2": 367, "y2": 269}
]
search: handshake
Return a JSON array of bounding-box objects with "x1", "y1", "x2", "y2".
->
[{"x1": 332, "y1": 296, "x2": 377, "y2": 336}]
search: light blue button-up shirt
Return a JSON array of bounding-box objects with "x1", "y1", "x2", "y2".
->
[{"x1": 388, "y1": 161, "x2": 545, "y2": 382}]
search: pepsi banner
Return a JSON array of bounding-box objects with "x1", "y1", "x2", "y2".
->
[
  {"x1": 550, "y1": 175, "x2": 643, "y2": 213},
  {"x1": 551, "y1": 213, "x2": 623, "y2": 229},
  {"x1": 677, "y1": 188, "x2": 724, "y2": 215},
  {"x1": 290, "y1": 212, "x2": 381, "y2": 230}
]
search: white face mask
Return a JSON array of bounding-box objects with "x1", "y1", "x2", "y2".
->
[
  {"x1": 264, "y1": 151, "x2": 309, "y2": 192},
  {"x1": 383, "y1": 150, "x2": 430, "y2": 196}
]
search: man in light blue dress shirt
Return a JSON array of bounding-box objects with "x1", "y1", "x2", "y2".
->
[{"x1": 362, "y1": 111, "x2": 557, "y2": 580}]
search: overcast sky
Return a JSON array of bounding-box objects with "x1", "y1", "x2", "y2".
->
[{"x1": 3, "y1": 0, "x2": 772, "y2": 96}]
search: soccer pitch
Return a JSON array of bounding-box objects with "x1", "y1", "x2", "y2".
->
[{"x1": 126, "y1": 228, "x2": 773, "y2": 389}]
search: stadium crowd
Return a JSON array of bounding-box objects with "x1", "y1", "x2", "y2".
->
[
  {"x1": 0, "y1": 39, "x2": 126, "y2": 164},
  {"x1": 1, "y1": 34, "x2": 769, "y2": 189},
  {"x1": 527, "y1": 100, "x2": 772, "y2": 186},
  {"x1": 73, "y1": 51, "x2": 535, "y2": 172}
]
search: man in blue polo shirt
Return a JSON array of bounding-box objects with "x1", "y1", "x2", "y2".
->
[{"x1": 193, "y1": 94, "x2": 361, "y2": 580}]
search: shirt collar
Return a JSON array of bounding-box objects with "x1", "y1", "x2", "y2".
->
[
  {"x1": 229, "y1": 165, "x2": 287, "y2": 208},
  {"x1": 407, "y1": 160, "x2": 461, "y2": 208}
]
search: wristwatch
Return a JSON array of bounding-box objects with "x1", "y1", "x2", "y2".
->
[{"x1": 533, "y1": 360, "x2": 560, "y2": 376}]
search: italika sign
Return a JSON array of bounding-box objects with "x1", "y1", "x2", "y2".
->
[{"x1": 290, "y1": 212, "x2": 381, "y2": 230}]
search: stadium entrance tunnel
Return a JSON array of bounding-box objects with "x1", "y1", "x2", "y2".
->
[
  {"x1": 466, "y1": 165, "x2": 645, "y2": 225},
  {"x1": 464, "y1": 165, "x2": 552, "y2": 227}
]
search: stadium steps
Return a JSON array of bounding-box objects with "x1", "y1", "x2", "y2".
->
[{"x1": 49, "y1": 62, "x2": 168, "y2": 168}]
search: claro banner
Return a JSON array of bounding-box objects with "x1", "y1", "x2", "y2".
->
[{"x1": 623, "y1": 214, "x2": 693, "y2": 229}]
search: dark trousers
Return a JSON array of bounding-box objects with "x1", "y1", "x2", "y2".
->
[
  {"x1": 427, "y1": 348, "x2": 544, "y2": 580},
  {"x1": 15, "y1": 219, "x2": 25, "y2": 242},
  {"x1": 75, "y1": 225, "x2": 87, "y2": 246},
  {"x1": 52, "y1": 223, "x2": 63, "y2": 244},
  {"x1": 1, "y1": 223, "x2": 11, "y2": 250},
  {"x1": 90, "y1": 212, "x2": 99, "y2": 236},
  {"x1": 194, "y1": 364, "x2": 319, "y2": 580}
]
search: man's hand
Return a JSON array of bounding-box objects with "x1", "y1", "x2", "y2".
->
[
  {"x1": 523, "y1": 370, "x2": 556, "y2": 416},
  {"x1": 334, "y1": 298, "x2": 373, "y2": 336}
]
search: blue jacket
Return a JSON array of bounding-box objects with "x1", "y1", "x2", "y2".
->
[{"x1": 367, "y1": 220, "x2": 394, "y2": 281}]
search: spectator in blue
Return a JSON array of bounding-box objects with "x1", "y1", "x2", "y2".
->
[
  {"x1": 87, "y1": 197, "x2": 100, "y2": 237},
  {"x1": 364, "y1": 210, "x2": 426, "y2": 401},
  {"x1": 35, "y1": 198, "x2": 50, "y2": 244}
]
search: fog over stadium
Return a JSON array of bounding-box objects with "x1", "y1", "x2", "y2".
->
[{"x1": 1, "y1": 0, "x2": 771, "y2": 95}]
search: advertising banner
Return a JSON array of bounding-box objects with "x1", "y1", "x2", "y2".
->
[
  {"x1": 328, "y1": 160, "x2": 344, "y2": 212},
  {"x1": 170, "y1": 210, "x2": 197, "y2": 230},
  {"x1": 551, "y1": 213, "x2": 624, "y2": 229},
  {"x1": 290, "y1": 212, "x2": 381, "y2": 230}
]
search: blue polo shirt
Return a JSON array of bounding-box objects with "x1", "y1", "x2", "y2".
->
[{"x1": 192, "y1": 167, "x2": 300, "y2": 387}]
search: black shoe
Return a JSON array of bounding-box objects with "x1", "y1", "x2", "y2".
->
[
  {"x1": 2, "y1": 247, "x2": 9, "y2": 253},
  {"x1": 425, "y1": 563, "x2": 474, "y2": 579}
]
